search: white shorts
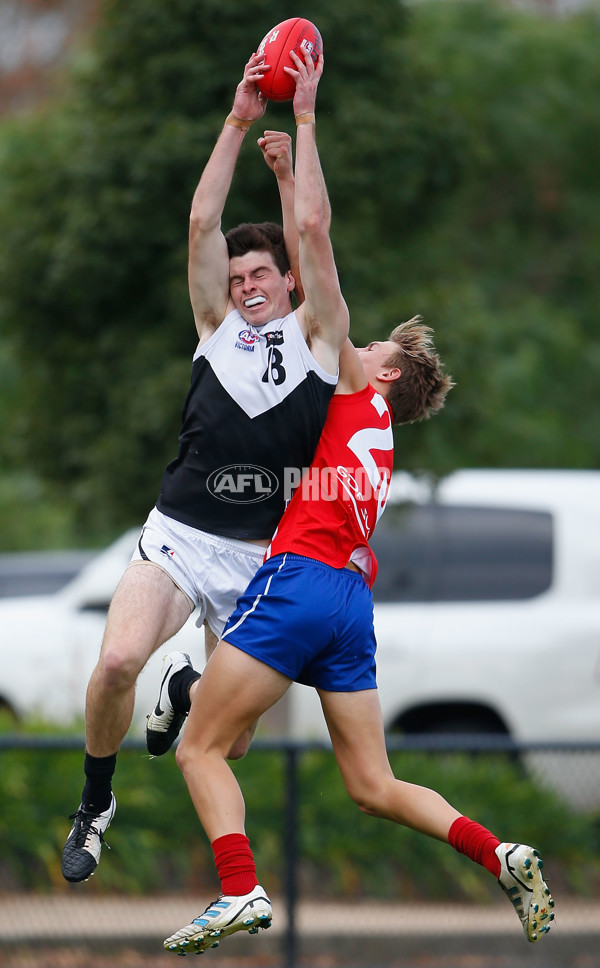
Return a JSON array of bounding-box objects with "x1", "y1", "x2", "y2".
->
[{"x1": 129, "y1": 507, "x2": 266, "y2": 637}]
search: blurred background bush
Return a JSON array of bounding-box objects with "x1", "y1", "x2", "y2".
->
[{"x1": 1, "y1": 733, "x2": 598, "y2": 900}]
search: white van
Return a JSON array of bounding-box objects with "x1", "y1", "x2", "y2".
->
[
  {"x1": 284, "y1": 470, "x2": 600, "y2": 808},
  {"x1": 1, "y1": 470, "x2": 598, "y2": 806},
  {"x1": 0, "y1": 530, "x2": 205, "y2": 728}
]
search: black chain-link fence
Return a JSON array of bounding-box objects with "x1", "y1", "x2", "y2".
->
[{"x1": 1, "y1": 736, "x2": 599, "y2": 968}]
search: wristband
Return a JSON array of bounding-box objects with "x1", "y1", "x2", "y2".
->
[
  {"x1": 295, "y1": 112, "x2": 316, "y2": 126},
  {"x1": 225, "y1": 113, "x2": 253, "y2": 132}
]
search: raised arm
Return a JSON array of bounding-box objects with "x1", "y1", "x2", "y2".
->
[
  {"x1": 188, "y1": 53, "x2": 268, "y2": 343},
  {"x1": 258, "y1": 130, "x2": 304, "y2": 305},
  {"x1": 259, "y1": 131, "x2": 364, "y2": 392},
  {"x1": 288, "y1": 51, "x2": 349, "y2": 375}
]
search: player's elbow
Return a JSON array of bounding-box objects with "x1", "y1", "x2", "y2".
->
[
  {"x1": 189, "y1": 208, "x2": 220, "y2": 241},
  {"x1": 296, "y1": 208, "x2": 330, "y2": 240}
]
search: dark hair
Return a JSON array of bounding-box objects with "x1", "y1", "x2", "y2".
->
[
  {"x1": 225, "y1": 222, "x2": 290, "y2": 276},
  {"x1": 384, "y1": 316, "x2": 455, "y2": 425}
]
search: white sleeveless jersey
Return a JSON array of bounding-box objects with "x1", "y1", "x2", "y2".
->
[{"x1": 157, "y1": 308, "x2": 337, "y2": 540}]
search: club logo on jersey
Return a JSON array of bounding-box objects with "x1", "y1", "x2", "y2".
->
[
  {"x1": 235, "y1": 330, "x2": 261, "y2": 352},
  {"x1": 207, "y1": 464, "x2": 279, "y2": 504},
  {"x1": 265, "y1": 331, "x2": 284, "y2": 347},
  {"x1": 160, "y1": 544, "x2": 175, "y2": 559}
]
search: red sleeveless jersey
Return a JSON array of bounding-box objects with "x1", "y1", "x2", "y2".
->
[{"x1": 266, "y1": 385, "x2": 394, "y2": 588}]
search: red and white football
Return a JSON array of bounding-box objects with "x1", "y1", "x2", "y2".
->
[{"x1": 256, "y1": 18, "x2": 322, "y2": 102}]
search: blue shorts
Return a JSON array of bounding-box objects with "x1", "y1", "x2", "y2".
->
[{"x1": 221, "y1": 553, "x2": 377, "y2": 692}]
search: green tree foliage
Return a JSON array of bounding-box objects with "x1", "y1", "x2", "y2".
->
[
  {"x1": 395, "y1": 2, "x2": 600, "y2": 472},
  {"x1": 0, "y1": 0, "x2": 599, "y2": 543},
  {"x1": 0, "y1": 0, "x2": 457, "y2": 540}
]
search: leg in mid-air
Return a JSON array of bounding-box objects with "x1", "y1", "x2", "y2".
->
[
  {"x1": 145, "y1": 624, "x2": 259, "y2": 760},
  {"x1": 318, "y1": 687, "x2": 555, "y2": 943},
  {"x1": 162, "y1": 641, "x2": 290, "y2": 954},
  {"x1": 61, "y1": 562, "x2": 193, "y2": 883}
]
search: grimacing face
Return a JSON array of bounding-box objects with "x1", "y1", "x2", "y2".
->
[{"x1": 229, "y1": 250, "x2": 294, "y2": 326}]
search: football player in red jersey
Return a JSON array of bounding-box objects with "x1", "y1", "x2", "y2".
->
[{"x1": 158, "y1": 58, "x2": 554, "y2": 956}]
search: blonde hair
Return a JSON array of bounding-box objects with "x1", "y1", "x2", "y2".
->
[{"x1": 384, "y1": 316, "x2": 454, "y2": 425}]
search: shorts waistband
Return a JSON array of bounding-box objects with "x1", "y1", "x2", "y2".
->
[
  {"x1": 198, "y1": 529, "x2": 267, "y2": 558},
  {"x1": 345, "y1": 561, "x2": 362, "y2": 575},
  {"x1": 273, "y1": 552, "x2": 366, "y2": 582},
  {"x1": 153, "y1": 508, "x2": 266, "y2": 559}
]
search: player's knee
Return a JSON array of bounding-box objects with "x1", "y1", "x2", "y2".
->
[
  {"x1": 346, "y1": 778, "x2": 387, "y2": 817},
  {"x1": 175, "y1": 737, "x2": 191, "y2": 776},
  {"x1": 352, "y1": 793, "x2": 380, "y2": 817},
  {"x1": 97, "y1": 649, "x2": 141, "y2": 692}
]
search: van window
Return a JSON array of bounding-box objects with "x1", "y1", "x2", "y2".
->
[
  {"x1": 371, "y1": 504, "x2": 553, "y2": 602},
  {"x1": 0, "y1": 551, "x2": 94, "y2": 597}
]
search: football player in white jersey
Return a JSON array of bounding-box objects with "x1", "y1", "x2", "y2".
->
[{"x1": 61, "y1": 47, "x2": 348, "y2": 884}]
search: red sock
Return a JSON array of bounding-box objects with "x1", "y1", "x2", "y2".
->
[
  {"x1": 448, "y1": 816, "x2": 501, "y2": 878},
  {"x1": 211, "y1": 833, "x2": 258, "y2": 897}
]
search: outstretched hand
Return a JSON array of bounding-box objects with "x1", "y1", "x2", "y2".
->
[
  {"x1": 231, "y1": 52, "x2": 269, "y2": 122},
  {"x1": 258, "y1": 130, "x2": 293, "y2": 179},
  {"x1": 286, "y1": 48, "x2": 323, "y2": 117}
]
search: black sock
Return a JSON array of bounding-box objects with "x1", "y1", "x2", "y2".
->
[
  {"x1": 82, "y1": 751, "x2": 117, "y2": 813},
  {"x1": 169, "y1": 667, "x2": 202, "y2": 714}
]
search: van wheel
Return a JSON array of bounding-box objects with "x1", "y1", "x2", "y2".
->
[
  {"x1": 417, "y1": 714, "x2": 506, "y2": 735},
  {"x1": 390, "y1": 704, "x2": 520, "y2": 764},
  {"x1": 392, "y1": 703, "x2": 508, "y2": 737}
]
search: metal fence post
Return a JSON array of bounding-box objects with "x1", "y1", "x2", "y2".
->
[{"x1": 283, "y1": 744, "x2": 299, "y2": 968}]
